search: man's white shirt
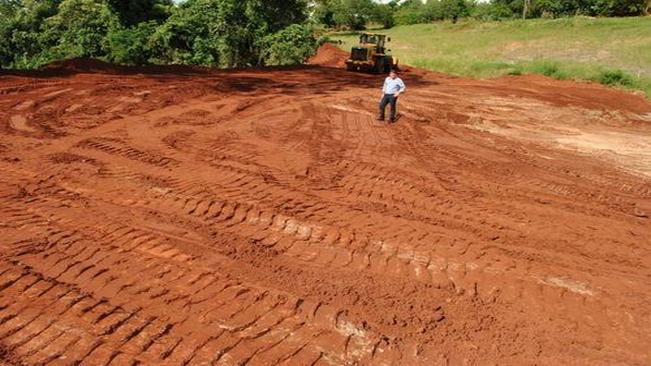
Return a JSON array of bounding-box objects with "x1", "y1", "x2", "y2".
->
[{"x1": 382, "y1": 77, "x2": 406, "y2": 95}]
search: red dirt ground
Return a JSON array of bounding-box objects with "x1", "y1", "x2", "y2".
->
[{"x1": 1, "y1": 49, "x2": 650, "y2": 365}]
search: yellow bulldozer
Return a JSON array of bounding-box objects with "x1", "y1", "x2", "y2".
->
[{"x1": 345, "y1": 33, "x2": 398, "y2": 74}]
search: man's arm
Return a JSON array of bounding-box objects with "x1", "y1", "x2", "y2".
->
[
  {"x1": 395, "y1": 79, "x2": 406, "y2": 97},
  {"x1": 381, "y1": 78, "x2": 388, "y2": 94}
]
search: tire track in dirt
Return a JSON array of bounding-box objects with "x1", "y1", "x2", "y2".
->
[
  {"x1": 9, "y1": 146, "x2": 646, "y2": 365},
  {"x1": 1, "y1": 63, "x2": 650, "y2": 365},
  {"x1": 0, "y1": 192, "x2": 381, "y2": 365}
]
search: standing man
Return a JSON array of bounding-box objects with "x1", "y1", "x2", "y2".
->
[{"x1": 378, "y1": 70, "x2": 406, "y2": 123}]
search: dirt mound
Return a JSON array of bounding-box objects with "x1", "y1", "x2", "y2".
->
[
  {"x1": 40, "y1": 57, "x2": 126, "y2": 74},
  {"x1": 0, "y1": 65, "x2": 650, "y2": 365},
  {"x1": 308, "y1": 43, "x2": 349, "y2": 68}
]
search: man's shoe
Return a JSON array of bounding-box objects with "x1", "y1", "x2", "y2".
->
[
  {"x1": 376, "y1": 117, "x2": 384, "y2": 121},
  {"x1": 389, "y1": 118, "x2": 397, "y2": 123}
]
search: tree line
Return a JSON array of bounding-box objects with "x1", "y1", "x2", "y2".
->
[
  {"x1": 1, "y1": 0, "x2": 648, "y2": 70},
  {"x1": 312, "y1": 0, "x2": 650, "y2": 29},
  {"x1": 0, "y1": 0, "x2": 319, "y2": 69}
]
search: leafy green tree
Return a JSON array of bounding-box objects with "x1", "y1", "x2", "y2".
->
[
  {"x1": 151, "y1": 0, "x2": 309, "y2": 67},
  {"x1": 439, "y1": 0, "x2": 469, "y2": 22},
  {"x1": 372, "y1": 4, "x2": 396, "y2": 28},
  {"x1": 106, "y1": 20, "x2": 157, "y2": 65},
  {"x1": 257, "y1": 0, "x2": 309, "y2": 32},
  {"x1": 2, "y1": 0, "x2": 313, "y2": 69},
  {"x1": 106, "y1": 0, "x2": 173, "y2": 26},
  {"x1": 0, "y1": 0, "x2": 61, "y2": 68},
  {"x1": 471, "y1": 1, "x2": 513, "y2": 20},
  {"x1": 0, "y1": 0, "x2": 21, "y2": 17},
  {"x1": 590, "y1": 0, "x2": 647, "y2": 16},
  {"x1": 313, "y1": 0, "x2": 380, "y2": 29},
  {"x1": 0, "y1": 20, "x2": 12, "y2": 67},
  {"x1": 311, "y1": 0, "x2": 338, "y2": 28},
  {"x1": 42, "y1": 0, "x2": 119, "y2": 62},
  {"x1": 487, "y1": 0, "x2": 646, "y2": 17},
  {"x1": 332, "y1": 0, "x2": 376, "y2": 30},
  {"x1": 490, "y1": 0, "x2": 525, "y2": 16},
  {"x1": 394, "y1": 0, "x2": 430, "y2": 25},
  {"x1": 393, "y1": 0, "x2": 471, "y2": 25},
  {"x1": 261, "y1": 24, "x2": 318, "y2": 66},
  {"x1": 149, "y1": 0, "x2": 224, "y2": 65}
]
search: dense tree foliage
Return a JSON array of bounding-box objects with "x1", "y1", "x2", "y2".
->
[
  {"x1": 106, "y1": 0, "x2": 173, "y2": 26},
  {"x1": 0, "y1": 0, "x2": 316, "y2": 69},
  {"x1": 311, "y1": 0, "x2": 398, "y2": 30},
  {"x1": 1, "y1": 0, "x2": 646, "y2": 70},
  {"x1": 333, "y1": 0, "x2": 376, "y2": 30},
  {"x1": 106, "y1": 20, "x2": 158, "y2": 65},
  {"x1": 0, "y1": 0, "x2": 21, "y2": 16},
  {"x1": 311, "y1": 0, "x2": 649, "y2": 29},
  {"x1": 44, "y1": 0, "x2": 119, "y2": 60},
  {"x1": 1, "y1": 0, "x2": 61, "y2": 68},
  {"x1": 260, "y1": 24, "x2": 318, "y2": 66},
  {"x1": 476, "y1": 0, "x2": 647, "y2": 20}
]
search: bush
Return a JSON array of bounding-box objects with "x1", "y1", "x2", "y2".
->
[
  {"x1": 595, "y1": 69, "x2": 635, "y2": 87},
  {"x1": 471, "y1": 2, "x2": 514, "y2": 20},
  {"x1": 0, "y1": 0, "x2": 60, "y2": 68},
  {"x1": 312, "y1": 0, "x2": 337, "y2": 28},
  {"x1": 106, "y1": 0, "x2": 173, "y2": 26},
  {"x1": 42, "y1": 0, "x2": 120, "y2": 61},
  {"x1": 518, "y1": 60, "x2": 569, "y2": 79},
  {"x1": 333, "y1": 0, "x2": 376, "y2": 30},
  {"x1": 373, "y1": 4, "x2": 396, "y2": 29},
  {"x1": 394, "y1": 5, "x2": 431, "y2": 25},
  {"x1": 149, "y1": 0, "x2": 266, "y2": 67},
  {"x1": 2, "y1": 0, "x2": 312, "y2": 69},
  {"x1": 106, "y1": 21, "x2": 157, "y2": 65},
  {"x1": 438, "y1": 0, "x2": 469, "y2": 22},
  {"x1": 590, "y1": 0, "x2": 648, "y2": 16},
  {"x1": 261, "y1": 24, "x2": 318, "y2": 66},
  {"x1": 391, "y1": 0, "x2": 474, "y2": 25},
  {"x1": 490, "y1": 0, "x2": 648, "y2": 18}
]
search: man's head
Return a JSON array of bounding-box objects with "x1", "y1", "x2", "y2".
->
[{"x1": 389, "y1": 70, "x2": 397, "y2": 79}]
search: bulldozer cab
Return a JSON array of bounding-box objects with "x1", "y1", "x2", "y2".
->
[{"x1": 359, "y1": 34, "x2": 387, "y2": 53}]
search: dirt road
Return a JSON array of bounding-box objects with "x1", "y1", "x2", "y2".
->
[{"x1": 1, "y1": 54, "x2": 650, "y2": 365}]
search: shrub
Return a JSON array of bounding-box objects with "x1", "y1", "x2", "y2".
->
[
  {"x1": 373, "y1": 4, "x2": 396, "y2": 29},
  {"x1": 590, "y1": 0, "x2": 648, "y2": 16},
  {"x1": 43, "y1": 0, "x2": 120, "y2": 61},
  {"x1": 333, "y1": 0, "x2": 376, "y2": 30},
  {"x1": 106, "y1": 21, "x2": 158, "y2": 65},
  {"x1": 514, "y1": 60, "x2": 569, "y2": 80},
  {"x1": 471, "y1": 2, "x2": 516, "y2": 20},
  {"x1": 595, "y1": 69, "x2": 635, "y2": 87},
  {"x1": 394, "y1": 4, "x2": 431, "y2": 25},
  {"x1": 261, "y1": 24, "x2": 318, "y2": 66},
  {"x1": 438, "y1": 0, "x2": 470, "y2": 22}
]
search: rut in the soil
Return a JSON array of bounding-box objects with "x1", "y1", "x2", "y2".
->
[{"x1": 0, "y1": 59, "x2": 650, "y2": 366}]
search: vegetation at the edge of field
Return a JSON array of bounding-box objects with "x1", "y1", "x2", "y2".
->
[{"x1": 332, "y1": 16, "x2": 651, "y2": 97}]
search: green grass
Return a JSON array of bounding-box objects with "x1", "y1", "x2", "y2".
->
[{"x1": 331, "y1": 17, "x2": 651, "y2": 97}]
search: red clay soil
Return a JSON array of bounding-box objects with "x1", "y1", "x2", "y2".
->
[
  {"x1": 0, "y1": 58, "x2": 650, "y2": 366},
  {"x1": 308, "y1": 43, "x2": 349, "y2": 68},
  {"x1": 41, "y1": 58, "x2": 126, "y2": 74}
]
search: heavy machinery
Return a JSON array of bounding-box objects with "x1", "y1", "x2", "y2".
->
[{"x1": 345, "y1": 34, "x2": 398, "y2": 74}]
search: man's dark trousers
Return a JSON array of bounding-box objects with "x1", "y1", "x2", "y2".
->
[{"x1": 379, "y1": 94, "x2": 398, "y2": 122}]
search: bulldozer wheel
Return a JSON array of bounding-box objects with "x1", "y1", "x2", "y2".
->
[{"x1": 374, "y1": 58, "x2": 385, "y2": 74}]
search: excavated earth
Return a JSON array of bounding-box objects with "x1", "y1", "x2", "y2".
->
[{"x1": 1, "y1": 48, "x2": 651, "y2": 365}]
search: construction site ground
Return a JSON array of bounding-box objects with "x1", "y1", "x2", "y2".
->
[{"x1": 0, "y1": 47, "x2": 650, "y2": 365}]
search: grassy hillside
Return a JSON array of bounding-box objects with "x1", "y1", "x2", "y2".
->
[{"x1": 332, "y1": 17, "x2": 651, "y2": 97}]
